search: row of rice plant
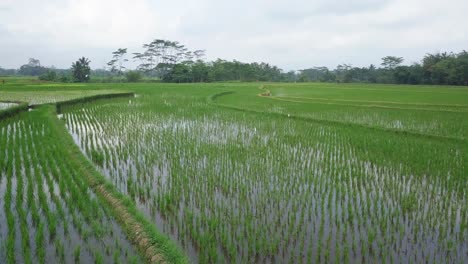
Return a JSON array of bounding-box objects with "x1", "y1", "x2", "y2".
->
[
  {"x1": 0, "y1": 102, "x2": 18, "y2": 110},
  {"x1": 0, "y1": 109, "x2": 141, "y2": 263},
  {"x1": 61, "y1": 85, "x2": 467, "y2": 263}
]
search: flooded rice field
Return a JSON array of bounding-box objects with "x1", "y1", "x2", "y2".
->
[
  {"x1": 0, "y1": 111, "x2": 141, "y2": 264},
  {"x1": 61, "y1": 92, "x2": 468, "y2": 263}
]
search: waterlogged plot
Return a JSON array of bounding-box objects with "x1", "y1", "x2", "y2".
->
[
  {"x1": 0, "y1": 110, "x2": 141, "y2": 264},
  {"x1": 62, "y1": 87, "x2": 468, "y2": 263},
  {"x1": 0, "y1": 90, "x2": 123, "y2": 105}
]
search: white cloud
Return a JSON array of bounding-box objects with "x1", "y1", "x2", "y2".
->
[{"x1": 1, "y1": 0, "x2": 467, "y2": 70}]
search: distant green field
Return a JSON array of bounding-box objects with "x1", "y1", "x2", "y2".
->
[
  {"x1": 0, "y1": 80, "x2": 128, "y2": 105},
  {"x1": 216, "y1": 83, "x2": 468, "y2": 140},
  {"x1": 1, "y1": 80, "x2": 467, "y2": 263}
]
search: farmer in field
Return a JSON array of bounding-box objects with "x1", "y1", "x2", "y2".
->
[{"x1": 2, "y1": 79, "x2": 4, "y2": 85}]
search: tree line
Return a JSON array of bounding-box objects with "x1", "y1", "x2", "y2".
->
[
  {"x1": 1, "y1": 39, "x2": 467, "y2": 85},
  {"x1": 298, "y1": 52, "x2": 468, "y2": 85},
  {"x1": 0, "y1": 57, "x2": 91, "y2": 83}
]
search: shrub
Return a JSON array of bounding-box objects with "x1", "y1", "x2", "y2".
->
[
  {"x1": 59, "y1": 74, "x2": 71, "y2": 83},
  {"x1": 38, "y1": 70, "x2": 57, "y2": 81},
  {"x1": 125, "y1": 71, "x2": 143, "y2": 82}
]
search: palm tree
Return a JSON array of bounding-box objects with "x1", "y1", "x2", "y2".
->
[{"x1": 71, "y1": 57, "x2": 91, "y2": 82}]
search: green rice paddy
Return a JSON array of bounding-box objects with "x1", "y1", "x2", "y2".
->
[
  {"x1": 1, "y1": 81, "x2": 467, "y2": 263},
  {"x1": 0, "y1": 106, "x2": 141, "y2": 263}
]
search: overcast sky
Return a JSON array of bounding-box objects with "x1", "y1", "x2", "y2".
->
[{"x1": 1, "y1": 0, "x2": 467, "y2": 71}]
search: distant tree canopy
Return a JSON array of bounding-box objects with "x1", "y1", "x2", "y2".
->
[
  {"x1": 2, "y1": 44, "x2": 468, "y2": 86},
  {"x1": 0, "y1": 67, "x2": 16, "y2": 76},
  {"x1": 130, "y1": 39, "x2": 206, "y2": 78},
  {"x1": 125, "y1": 70, "x2": 143, "y2": 82},
  {"x1": 381, "y1": 56, "x2": 404, "y2": 70},
  {"x1": 107, "y1": 48, "x2": 128, "y2": 78},
  {"x1": 297, "y1": 51, "x2": 468, "y2": 86},
  {"x1": 105, "y1": 39, "x2": 285, "y2": 82},
  {"x1": 137, "y1": 45, "x2": 468, "y2": 85},
  {"x1": 38, "y1": 70, "x2": 57, "y2": 81},
  {"x1": 18, "y1": 58, "x2": 48, "y2": 76}
]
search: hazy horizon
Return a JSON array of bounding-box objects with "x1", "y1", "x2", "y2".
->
[{"x1": 1, "y1": 0, "x2": 467, "y2": 71}]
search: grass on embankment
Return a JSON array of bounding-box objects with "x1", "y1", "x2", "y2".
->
[{"x1": 0, "y1": 102, "x2": 29, "y2": 120}]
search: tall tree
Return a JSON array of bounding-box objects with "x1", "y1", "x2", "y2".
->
[
  {"x1": 28, "y1": 58, "x2": 41, "y2": 67},
  {"x1": 71, "y1": 57, "x2": 91, "y2": 82},
  {"x1": 193, "y1": 50, "x2": 206, "y2": 61},
  {"x1": 381, "y1": 56, "x2": 404, "y2": 70},
  {"x1": 455, "y1": 51, "x2": 468, "y2": 85},
  {"x1": 107, "y1": 48, "x2": 128, "y2": 79},
  {"x1": 18, "y1": 58, "x2": 47, "y2": 76}
]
